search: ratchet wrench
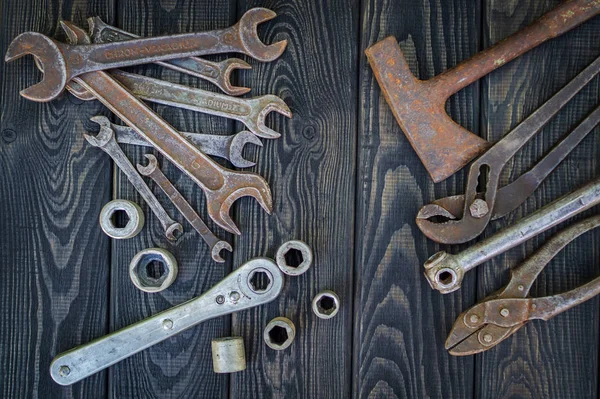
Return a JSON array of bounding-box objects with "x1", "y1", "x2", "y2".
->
[
  {"x1": 137, "y1": 154, "x2": 233, "y2": 263},
  {"x1": 50, "y1": 257, "x2": 284, "y2": 385},
  {"x1": 5, "y1": 8, "x2": 287, "y2": 102}
]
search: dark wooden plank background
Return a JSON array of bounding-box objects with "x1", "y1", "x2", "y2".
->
[{"x1": 1, "y1": 0, "x2": 598, "y2": 398}]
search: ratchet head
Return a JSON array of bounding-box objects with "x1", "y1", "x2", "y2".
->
[
  {"x1": 84, "y1": 116, "x2": 115, "y2": 147},
  {"x1": 237, "y1": 8, "x2": 288, "y2": 62},
  {"x1": 228, "y1": 131, "x2": 263, "y2": 168},
  {"x1": 217, "y1": 58, "x2": 252, "y2": 96},
  {"x1": 5, "y1": 32, "x2": 69, "y2": 102},
  {"x1": 248, "y1": 94, "x2": 292, "y2": 139}
]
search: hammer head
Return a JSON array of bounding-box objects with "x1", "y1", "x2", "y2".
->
[{"x1": 365, "y1": 36, "x2": 490, "y2": 183}]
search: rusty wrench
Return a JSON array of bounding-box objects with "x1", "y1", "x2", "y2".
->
[
  {"x1": 87, "y1": 16, "x2": 251, "y2": 96},
  {"x1": 101, "y1": 120, "x2": 263, "y2": 168},
  {"x1": 62, "y1": 23, "x2": 271, "y2": 235},
  {"x1": 85, "y1": 116, "x2": 183, "y2": 240},
  {"x1": 138, "y1": 154, "x2": 232, "y2": 263},
  {"x1": 109, "y1": 70, "x2": 291, "y2": 139},
  {"x1": 5, "y1": 8, "x2": 287, "y2": 102}
]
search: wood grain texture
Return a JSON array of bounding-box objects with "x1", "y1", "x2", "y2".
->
[
  {"x1": 107, "y1": 1, "x2": 236, "y2": 398},
  {"x1": 476, "y1": 2, "x2": 600, "y2": 398},
  {"x1": 355, "y1": 0, "x2": 483, "y2": 397},
  {"x1": 0, "y1": 0, "x2": 114, "y2": 397},
  {"x1": 229, "y1": 1, "x2": 358, "y2": 398}
]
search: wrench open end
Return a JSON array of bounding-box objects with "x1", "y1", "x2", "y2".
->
[
  {"x1": 251, "y1": 95, "x2": 292, "y2": 139},
  {"x1": 212, "y1": 241, "x2": 233, "y2": 263},
  {"x1": 218, "y1": 58, "x2": 252, "y2": 96},
  {"x1": 5, "y1": 32, "x2": 69, "y2": 102},
  {"x1": 238, "y1": 8, "x2": 288, "y2": 62},
  {"x1": 85, "y1": 116, "x2": 114, "y2": 147},
  {"x1": 228, "y1": 131, "x2": 263, "y2": 168}
]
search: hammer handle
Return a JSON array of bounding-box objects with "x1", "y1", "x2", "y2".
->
[{"x1": 432, "y1": 0, "x2": 600, "y2": 95}]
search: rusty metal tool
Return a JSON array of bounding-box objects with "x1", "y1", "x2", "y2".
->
[
  {"x1": 424, "y1": 177, "x2": 600, "y2": 294},
  {"x1": 138, "y1": 154, "x2": 233, "y2": 263},
  {"x1": 446, "y1": 215, "x2": 600, "y2": 356},
  {"x1": 100, "y1": 120, "x2": 263, "y2": 168},
  {"x1": 5, "y1": 8, "x2": 287, "y2": 102},
  {"x1": 50, "y1": 257, "x2": 284, "y2": 385},
  {"x1": 85, "y1": 116, "x2": 183, "y2": 240},
  {"x1": 87, "y1": 16, "x2": 252, "y2": 96},
  {"x1": 416, "y1": 56, "x2": 600, "y2": 244},
  {"x1": 107, "y1": 70, "x2": 291, "y2": 139},
  {"x1": 62, "y1": 22, "x2": 271, "y2": 235},
  {"x1": 365, "y1": 0, "x2": 600, "y2": 183}
]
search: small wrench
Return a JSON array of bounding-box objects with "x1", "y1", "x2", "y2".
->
[
  {"x1": 110, "y1": 70, "x2": 291, "y2": 139},
  {"x1": 63, "y1": 22, "x2": 272, "y2": 234},
  {"x1": 424, "y1": 177, "x2": 600, "y2": 294},
  {"x1": 5, "y1": 8, "x2": 287, "y2": 102},
  {"x1": 88, "y1": 16, "x2": 252, "y2": 96},
  {"x1": 50, "y1": 257, "x2": 284, "y2": 385},
  {"x1": 85, "y1": 116, "x2": 183, "y2": 240},
  {"x1": 138, "y1": 154, "x2": 233, "y2": 263},
  {"x1": 99, "y1": 119, "x2": 263, "y2": 168}
]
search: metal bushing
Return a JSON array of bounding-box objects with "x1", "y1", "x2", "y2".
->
[
  {"x1": 129, "y1": 248, "x2": 178, "y2": 293},
  {"x1": 99, "y1": 200, "x2": 144, "y2": 239},
  {"x1": 263, "y1": 317, "x2": 296, "y2": 350},
  {"x1": 312, "y1": 290, "x2": 340, "y2": 319},
  {"x1": 211, "y1": 337, "x2": 246, "y2": 373},
  {"x1": 275, "y1": 240, "x2": 313, "y2": 276}
]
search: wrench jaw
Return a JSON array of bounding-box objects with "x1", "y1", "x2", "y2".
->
[
  {"x1": 218, "y1": 58, "x2": 252, "y2": 96},
  {"x1": 5, "y1": 32, "x2": 69, "y2": 102},
  {"x1": 212, "y1": 241, "x2": 233, "y2": 263},
  {"x1": 85, "y1": 116, "x2": 115, "y2": 147},
  {"x1": 237, "y1": 8, "x2": 288, "y2": 62},
  {"x1": 228, "y1": 131, "x2": 263, "y2": 168},
  {"x1": 250, "y1": 95, "x2": 292, "y2": 139},
  {"x1": 423, "y1": 251, "x2": 464, "y2": 294}
]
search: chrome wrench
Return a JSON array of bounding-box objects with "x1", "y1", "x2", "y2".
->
[
  {"x1": 63, "y1": 22, "x2": 272, "y2": 235},
  {"x1": 85, "y1": 116, "x2": 183, "y2": 240},
  {"x1": 50, "y1": 257, "x2": 284, "y2": 385},
  {"x1": 138, "y1": 154, "x2": 233, "y2": 263},
  {"x1": 5, "y1": 8, "x2": 287, "y2": 102}
]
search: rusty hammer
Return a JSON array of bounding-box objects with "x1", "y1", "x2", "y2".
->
[{"x1": 366, "y1": 0, "x2": 600, "y2": 183}]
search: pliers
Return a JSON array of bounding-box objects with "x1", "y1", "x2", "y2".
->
[
  {"x1": 445, "y1": 215, "x2": 600, "y2": 356},
  {"x1": 416, "y1": 56, "x2": 600, "y2": 244}
]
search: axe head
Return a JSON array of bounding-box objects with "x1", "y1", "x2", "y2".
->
[{"x1": 366, "y1": 36, "x2": 490, "y2": 183}]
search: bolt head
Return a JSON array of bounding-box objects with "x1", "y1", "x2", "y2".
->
[
  {"x1": 229, "y1": 291, "x2": 241, "y2": 303},
  {"x1": 469, "y1": 314, "x2": 480, "y2": 324},
  {"x1": 469, "y1": 199, "x2": 489, "y2": 218},
  {"x1": 59, "y1": 366, "x2": 71, "y2": 377},
  {"x1": 162, "y1": 319, "x2": 174, "y2": 330},
  {"x1": 500, "y1": 308, "x2": 510, "y2": 317},
  {"x1": 216, "y1": 295, "x2": 225, "y2": 304},
  {"x1": 483, "y1": 333, "x2": 493, "y2": 343}
]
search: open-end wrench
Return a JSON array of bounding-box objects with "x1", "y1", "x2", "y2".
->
[
  {"x1": 62, "y1": 22, "x2": 272, "y2": 235},
  {"x1": 88, "y1": 17, "x2": 252, "y2": 96},
  {"x1": 5, "y1": 8, "x2": 287, "y2": 102},
  {"x1": 138, "y1": 154, "x2": 233, "y2": 263},
  {"x1": 102, "y1": 121, "x2": 263, "y2": 169},
  {"x1": 423, "y1": 177, "x2": 600, "y2": 294},
  {"x1": 85, "y1": 116, "x2": 183, "y2": 240},
  {"x1": 109, "y1": 70, "x2": 291, "y2": 139},
  {"x1": 50, "y1": 257, "x2": 284, "y2": 385}
]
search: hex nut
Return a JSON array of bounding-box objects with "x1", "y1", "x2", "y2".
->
[
  {"x1": 99, "y1": 200, "x2": 144, "y2": 239},
  {"x1": 312, "y1": 290, "x2": 340, "y2": 319},
  {"x1": 211, "y1": 337, "x2": 246, "y2": 373},
  {"x1": 129, "y1": 248, "x2": 178, "y2": 293},
  {"x1": 263, "y1": 317, "x2": 296, "y2": 350},
  {"x1": 275, "y1": 240, "x2": 313, "y2": 276}
]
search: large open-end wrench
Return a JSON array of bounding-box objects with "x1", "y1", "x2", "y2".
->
[
  {"x1": 62, "y1": 22, "x2": 271, "y2": 235},
  {"x1": 5, "y1": 8, "x2": 287, "y2": 102},
  {"x1": 85, "y1": 116, "x2": 183, "y2": 240},
  {"x1": 88, "y1": 16, "x2": 252, "y2": 96},
  {"x1": 423, "y1": 177, "x2": 600, "y2": 294},
  {"x1": 50, "y1": 257, "x2": 284, "y2": 385},
  {"x1": 138, "y1": 154, "x2": 233, "y2": 263},
  {"x1": 101, "y1": 120, "x2": 263, "y2": 168},
  {"x1": 108, "y1": 70, "x2": 291, "y2": 139}
]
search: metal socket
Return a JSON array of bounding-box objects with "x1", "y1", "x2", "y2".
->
[
  {"x1": 211, "y1": 337, "x2": 246, "y2": 373},
  {"x1": 99, "y1": 199, "x2": 144, "y2": 239},
  {"x1": 275, "y1": 240, "x2": 313, "y2": 276},
  {"x1": 263, "y1": 317, "x2": 295, "y2": 350},
  {"x1": 312, "y1": 290, "x2": 340, "y2": 319},
  {"x1": 129, "y1": 248, "x2": 178, "y2": 293}
]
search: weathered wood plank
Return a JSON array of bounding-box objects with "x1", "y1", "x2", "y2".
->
[
  {"x1": 355, "y1": 0, "x2": 482, "y2": 397},
  {"x1": 108, "y1": 1, "x2": 236, "y2": 397},
  {"x1": 476, "y1": 1, "x2": 600, "y2": 398},
  {"x1": 0, "y1": 1, "x2": 114, "y2": 397},
  {"x1": 229, "y1": 1, "x2": 358, "y2": 397}
]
